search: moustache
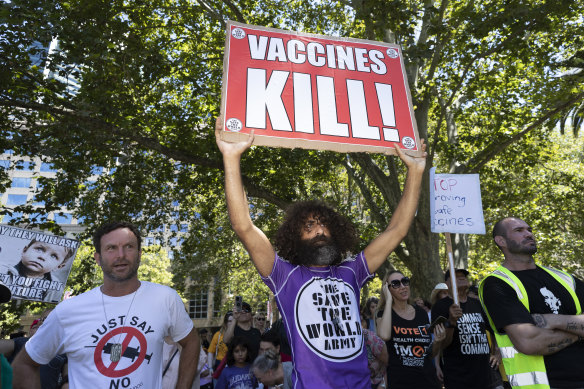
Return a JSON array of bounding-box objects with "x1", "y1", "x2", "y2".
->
[{"x1": 307, "y1": 235, "x2": 331, "y2": 245}]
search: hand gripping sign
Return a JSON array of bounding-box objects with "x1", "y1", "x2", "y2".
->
[{"x1": 219, "y1": 21, "x2": 422, "y2": 155}]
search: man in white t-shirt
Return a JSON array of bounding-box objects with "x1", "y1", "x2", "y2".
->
[{"x1": 12, "y1": 221, "x2": 200, "y2": 389}]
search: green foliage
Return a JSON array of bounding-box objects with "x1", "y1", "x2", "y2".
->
[{"x1": 1, "y1": 0, "x2": 583, "y2": 304}]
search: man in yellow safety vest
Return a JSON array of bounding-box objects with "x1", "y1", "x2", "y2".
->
[{"x1": 479, "y1": 217, "x2": 584, "y2": 389}]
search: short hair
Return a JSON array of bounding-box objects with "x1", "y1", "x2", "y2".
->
[
  {"x1": 260, "y1": 330, "x2": 280, "y2": 348},
  {"x1": 492, "y1": 218, "x2": 511, "y2": 240},
  {"x1": 93, "y1": 221, "x2": 142, "y2": 254},
  {"x1": 273, "y1": 200, "x2": 358, "y2": 265},
  {"x1": 23, "y1": 239, "x2": 76, "y2": 265},
  {"x1": 252, "y1": 350, "x2": 280, "y2": 375},
  {"x1": 226, "y1": 337, "x2": 252, "y2": 366}
]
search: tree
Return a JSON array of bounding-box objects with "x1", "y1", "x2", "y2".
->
[{"x1": 1, "y1": 0, "x2": 583, "y2": 300}]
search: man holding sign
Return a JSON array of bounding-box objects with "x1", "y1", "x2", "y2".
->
[{"x1": 216, "y1": 119, "x2": 426, "y2": 388}]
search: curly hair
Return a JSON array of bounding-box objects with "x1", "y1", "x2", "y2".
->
[
  {"x1": 273, "y1": 200, "x2": 358, "y2": 265},
  {"x1": 226, "y1": 337, "x2": 252, "y2": 366}
]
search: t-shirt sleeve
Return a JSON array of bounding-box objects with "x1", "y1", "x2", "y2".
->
[
  {"x1": 25, "y1": 308, "x2": 65, "y2": 365},
  {"x1": 481, "y1": 276, "x2": 534, "y2": 333},
  {"x1": 370, "y1": 332, "x2": 384, "y2": 358},
  {"x1": 167, "y1": 288, "x2": 194, "y2": 342},
  {"x1": 261, "y1": 253, "x2": 293, "y2": 295},
  {"x1": 215, "y1": 369, "x2": 228, "y2": 389}
]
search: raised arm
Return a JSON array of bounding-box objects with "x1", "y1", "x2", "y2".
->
[
  {"x1": 215, "y1": 118, "x2": 276, "y2": 277},
  {"x1": 504, "y1": 322, "x2": 578, "y2": 355},
  {"x1": 376, "y1": 283, "x2": 393, "y2": 341},
  {"x1": 176, "y1": 328, "x2": 201, "y2": 389},
  {"x1": 363, "y1": 141, "x2": 427, "y2": 273}
]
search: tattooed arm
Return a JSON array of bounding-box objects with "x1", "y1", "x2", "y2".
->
[
  {"x1": 504, "y1": 322, "x2": 578, "y2": 355},
  {"x1": 532, "y1": 313, "x2": 584, "y2": 337}
]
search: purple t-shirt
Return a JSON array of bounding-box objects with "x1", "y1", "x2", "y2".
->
[{"x1": 262, "y1": 252, "x2": 372, "y2": 389}]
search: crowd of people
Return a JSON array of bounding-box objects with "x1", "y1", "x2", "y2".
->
[{"x1": 1, "y1": 120, "x2": 583, "y2": 389}]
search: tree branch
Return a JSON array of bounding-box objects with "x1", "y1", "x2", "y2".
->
[{"x1": 465, "y1": 91, "x2": 584, "y2": 173}]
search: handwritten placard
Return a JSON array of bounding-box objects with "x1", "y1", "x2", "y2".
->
[{"x1": 429, "y1": 167, "x2": 486, "y2": 234}]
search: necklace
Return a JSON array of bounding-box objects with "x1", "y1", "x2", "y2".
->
[{"x1": 101, "y1": 284, "x2": 139, "y2": 362}]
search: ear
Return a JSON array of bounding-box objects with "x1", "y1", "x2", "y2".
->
[
  {"x1": 94, "y1": 252, "x2": 101, "y2": 266},
  {"x1": 494, "y1": 236, "x2": 506, "y2": 248}
]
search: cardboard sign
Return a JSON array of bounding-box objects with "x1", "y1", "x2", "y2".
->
[
  {"x1": 0, "y1": 226, "x2": 79, "y2": 303},
  {"x1": 219, "y1": 21, "x2": 421, "y2": 155},
  {"x1": 429, "y1": 167, "x2": 486, "y2": 234}
]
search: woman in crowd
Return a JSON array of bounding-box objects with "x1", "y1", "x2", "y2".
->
[
  {"x1": 362, "y1": 296, "x2": 379, "y2": 333},
  {"x1": 430, "y1": 282, "x2": 449, "y2": 306},
  {"x1": 251, "y1": 350, "x2": 293, "y2": 389},
  {"x1": 207, "y1": 312, "x2": 233, "y2": 375},
  {"x1": 376, "y1": 270, "x2": 445, "y2": 389},
  {"x1": 215, "y1": 337, "x2": 256, "y2": 389}
]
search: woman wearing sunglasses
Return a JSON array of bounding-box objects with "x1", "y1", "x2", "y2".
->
[{"x1": 376, "y1": 270, "x2": 445, "y2": 389}]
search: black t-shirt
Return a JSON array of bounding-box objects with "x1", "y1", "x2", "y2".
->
[
  {"x1": 234, "y1": 325, "x2": 262, "y2": 360},
  {"x1": 378, "y1": 305, "x2": 440, "y2": 389},
  {"x1": 482, "y1": 266, "x2": 584, "y2": 387},
  {"x1": 431, "y1": 296, "x2": 491, "y2": 389},
  {"x1": 11, "y1": 336, "x2": 67, "y2": 389}
]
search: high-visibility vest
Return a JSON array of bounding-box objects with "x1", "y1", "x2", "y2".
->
[{"x1": 479, "y1": 265, "x2": 581, "y2": 389}]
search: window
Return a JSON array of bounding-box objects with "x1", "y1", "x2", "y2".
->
[
  {"x1": 11, "y1": 177, "x2": 31, "y2": 188},
  {"x1": 40, "y1": 162, "x2": 57, "y2": 173},
  {"x1": 0, "y1": 160, "x2": 9, "y2": 169},
  {"x1": 189, "y1": 290, "x2": 209, "y2": 319},
  {"x1": 15, "y1": 161, "x2": 35, "y2": 171},
  {"x1": 6, "y1": 194, "x2": 28, "y2": 205}
]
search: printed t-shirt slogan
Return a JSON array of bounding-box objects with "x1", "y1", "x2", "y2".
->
[
  {"x1": 295, "y1": 277, "x2": 363, "y2": 361},
  {"x1": 219, "y1": 21, "x2": 421, "y2": 155}
]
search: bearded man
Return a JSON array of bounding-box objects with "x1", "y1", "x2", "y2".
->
[
  {"x1": 215, "y1": 119, "x2": 427, "y2": 389},
  {"x1": 479, "y1": 217, "x2": 584, "y2": 389}
]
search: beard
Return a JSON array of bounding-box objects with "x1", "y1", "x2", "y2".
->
[
  {"x1": 507, "y1": 238, "x2": 538, "y2": 255},
  {"x1": 295, "y1": 235, "x2": 342, "y2": 266}
]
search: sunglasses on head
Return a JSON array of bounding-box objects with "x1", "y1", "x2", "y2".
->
[{"x1": 389, "y1": 277, "x2": 410, "y2": 289}]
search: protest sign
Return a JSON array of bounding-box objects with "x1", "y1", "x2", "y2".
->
[
  {"x1": 0, "y1": 226, "x2": 79, "y2": 303},
  {"x1": 219, "y1": 21, "x2": 421, "y2": 155},
  {"x1": 429, "y1": 167, "x2": 486, "y2": 234}
]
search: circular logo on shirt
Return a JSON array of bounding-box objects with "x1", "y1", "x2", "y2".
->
[
  {"x1": 94, "y1": 326, "x2": 148, "y2": 378},
  {"x1": 295, "y1": 277, "x2": 363, "y2": 362}
]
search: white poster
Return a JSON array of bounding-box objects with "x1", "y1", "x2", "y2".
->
[
  {"x1": 429, "y1": 167, "x2": 486, "y2": 234},
  {"x1": 0, "y1": 226, "x2": 79, "y2": 303}
]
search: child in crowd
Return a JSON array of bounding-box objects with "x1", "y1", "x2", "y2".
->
[
  {"x1": 1, "y1": 239, "x2": 75, "y2": 281},
  {"x1": 215, "y1": 337, "x2": 257, "y2": 389}
]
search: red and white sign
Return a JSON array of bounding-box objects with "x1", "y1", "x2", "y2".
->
[{"x1": 219, "y1": 21, "x2": 421, "y2": 155}]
